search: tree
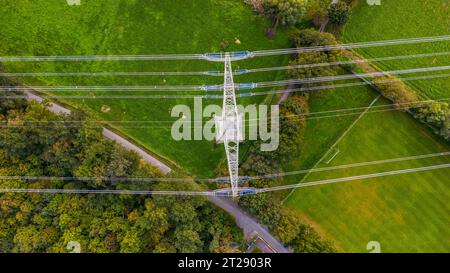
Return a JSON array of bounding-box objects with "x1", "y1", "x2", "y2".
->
[
  {"x1": 262, "y1": 0, "x2": 308, "y2": 37},
  {"x1": 289, "y1": 29, "x2": 340, "y2": 85},
  {"x1": 373, "y1": 76, "x2": 419, "y2": 108},
  {"x1": 0, "y1": 97, "x2": 244, "y2": 253},
  {"x1": 413, "y1": 102, "x2": 450, "y2": 140},
  {"x1": 290, "y1": 224, "x2": 335, "y2": 253},
  {"x1": 290, "y1": 28, "x2": 340, "y2": 59},
  {"x1": 327, "y1": 2, "x2": 351, "y2": 26},
  {"x1": 289, "y1": 51, "x2": 336, "y2": 83},
  {"x1": 174, "y1": 228, "x2": 203, "y2": 253}
]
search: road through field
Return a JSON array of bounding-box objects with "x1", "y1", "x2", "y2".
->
[
  {"x1": 24, "y1": 90, "x2": 172, "y2": 174},
  {"x1": 208, "y1": 196, "x2": 291, "y2": 253},
  {"x1": 24, "y1": 90, "x2": 287, "y2": 253}
]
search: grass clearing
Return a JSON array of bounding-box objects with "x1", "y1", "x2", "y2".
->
[
  {"x1": 0, "y1": 0, "x2": 292, "y2": 176},
  {"x1": 342, "y1": 0, "x2": 450, "y2": 99},
  {"x1": 285, "y1": 95, "x2": 450, "y2": 252}
]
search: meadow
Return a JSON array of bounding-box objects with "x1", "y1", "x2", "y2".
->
[
  {"x1": 342, "y1": 0, "x2": 450, "y2": 99},
  {"x1": 280, "y1": 0, "x2": 450, "y2": 252},
  {"x1": 0, "y1": 0, "x2": 292, "y2": 176},
  {"x1": 284, "y1": 96, "x2": 450, "y2": 252},
  {"x1": 1, "y1": 0, "x2": 449, "y2": 252}
]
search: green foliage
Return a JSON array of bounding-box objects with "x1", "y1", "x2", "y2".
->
[
  {"x1": 327, "y1": 2, "x2": 351, "y2": 25},
  {"x1": 289, "y1": 29, "x2": 340, "y2": 82},
  {"x1": 373, "y1": 76, "x2": 419, "y2": 107},
  {"x1": 289, "y1": 224, "x2": 335, "y2": 253},
  {"x1": 242, "y1": 95, "x2": 309, "y2": 176},
  {"x1": 413, "y1": 102, "x2": 450, "y2": 140},
  {"x1": 0, "y1": 98, "x2": 243, "y2": 253},
  {"x1": 290, "y1": 28, "x2": 338, "y2": 48},
  {"x1": 274, "y1": 209, "x2": 335, "y2": 252},
  {"x1": 262, "y1": 0, "x2": 308, "y2": 26},
  {"x1": 174, "y1": 228, "x2": 203, "y2": 253},
  {"x1": 240, "y1": 94, "x2": 334, "y2": 253}
]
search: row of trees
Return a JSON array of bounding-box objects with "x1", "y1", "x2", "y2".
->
[
  {"x1": 0, "y1": 96, "x2": 243, "y2": 253},
  {"x1": 373, "y1": 76, "x2": 419, "y2": 108},
  {"x1": 241, "y1": 3, "x2": 350, "y2": 252},
  {"x1": 289, "y1": 28, "x2": 341, "y2": 80},
  {"x1": 240, "y1": 94, "x2": 335, "y2": 253},
  {"x1": 244, "y1": 0, "x2": 353, "y2": 37},
  {"x1": 372, "y1": 76, "x2": 450, "y2": 141},
  {"x1": 239, "y1": 29, "x2": 341, "y2": 252}
]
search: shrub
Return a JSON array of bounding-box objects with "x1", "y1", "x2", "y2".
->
[
  {"x1": 412, "y1": 102, "x2": 450, "y2": 140},
  {"x1": 373, "y1": 76, "x2": 419, "y2": 108},
  {"x1": 327, "y1": 2, "x2": 351, "y2": 25}
]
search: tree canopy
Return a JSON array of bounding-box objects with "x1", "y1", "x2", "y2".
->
[{"x1": 0, "y1": 97, "x2": 243, "y2": 253}]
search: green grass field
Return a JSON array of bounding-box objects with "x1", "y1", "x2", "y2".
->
[
  {"x1": 342, "y1": 0, "x2": 450, "y2": 99},
  {"x1": 1, "y1": 0, "x2": 449, "y2": 253},
  {"x1": 0, "y1": 0, "x2": 292, "y2": 176},
  {"x1": 284, "y1": 93, "x2": 450, "y2": 252},
  {"x1": 278, "y1": 0, "x2": 450, "y2": 252}
]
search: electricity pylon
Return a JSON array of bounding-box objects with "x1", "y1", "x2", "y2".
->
[{"x1": 215, "y1": 53, "x2": 243, "y2": 197}]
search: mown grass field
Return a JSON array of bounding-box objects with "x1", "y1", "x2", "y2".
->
[
  {"x1": 0, "y1": 0, "x2": 292, "y2": 176},
  {"x1": 279, "y1": 0, "x2": 450, "y2": 252},
  {"x1": 284, "y1": 92, "x2": 450, "y2": 252},
  {"x1": 342, "y1": 0, "x2": 450, "y2": 99}
]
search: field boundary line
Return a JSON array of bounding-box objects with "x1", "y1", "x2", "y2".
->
[{"x1": 282, "y1": 93, "x2": 381, "y2": 203}]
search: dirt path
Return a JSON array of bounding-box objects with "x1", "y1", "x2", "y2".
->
[{"x1": 277, "y1": 81, "x2": 295, "y2": 104}]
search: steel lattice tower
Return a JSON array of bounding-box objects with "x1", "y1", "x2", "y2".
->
[{"x1": 215, "y1": 53, "x2": 243, "y2": 197}]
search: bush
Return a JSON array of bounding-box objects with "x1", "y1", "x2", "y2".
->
[
  {"x1": 373, "y1": 76, "x2": 419, "y2": 108},
  {"x1": 290, "y1": 29, "x2": 341, "y2": 61},
  {"x1": 327, "y1": 2, "x2": 351, "y2": 25},
  {"x1": 412, "y1": 102, "x2": 450, "y2": 140},
  {"x1": 262, "y1": 0, "x2": 308, "y2": 37},
  {"x1": 275, "y1": 209, "x2": 335, "y2": 253}
]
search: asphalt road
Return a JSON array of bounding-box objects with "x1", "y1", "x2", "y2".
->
[
  {"x1": 24, "y1": 91, "x2": 172, "y2": 174},
  {"x1": 208, "y1": 196, "x2": 291, "y2": 253},
  {"x1": 24, "y1": 90, "x2": 288, "y2": 253}
]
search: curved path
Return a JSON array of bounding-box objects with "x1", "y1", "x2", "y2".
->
[
  {"x1": 24, "y1": 90, "x2": 287, "y2": 253},
  {"x1": 208, "y1": 196, "x2": 291, "y2": 253},
  {"x1": 24, "y1": 91, "x2": 171, "y2": 174}
]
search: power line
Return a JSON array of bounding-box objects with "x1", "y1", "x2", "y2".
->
[
  {"x1": 1, "y1": 151, "x2": 448, "y2": 183},
  {"x1": 0, "y1": 176, "x2": 221, "y2": 183},
  {"x1": 0, "y1": 54, "x2": 206, "y2": 62},
  {"x1": 0, "y1": 85, "x2": 214, "y2": 92},
  {"x1": 244, "y1": 51, "x2": 450, "y2": 74},
  {"x1": 256, "y1": 163, "x2": 450, "y2": 193},
  {"x1": 0, "y1": 188, "x2": 214, "y2": 196},
  {"x1": 0, "y1": 71, "x2": 214, "y2": 77},
  {"x1": 252, "y1": 65, "x2": 450, "y2": 89},
  {"x1": 248, "y1": 151, "x2": 450, "y2": 180},
  {"x1": 0, "y1": 104, "x2": 443, "y2": 129},
  {"x1": 0, "y1": 73, "x2": 448, "y2": 100},
  {"x1": 2, "y1": 163, "x2": 449, "y2": 196},
  {"x1": 1, "y1": 51, "x2": 448, "y2": 78},
  {"x1": 252, "y1": 35, "x2": 450, "y2": 57},
  {"x1": 9, "y1": 97, "x2": 449, "y2": 125},
  {"x1": 1, "y1": 64, "x2": 448, "y2": 93},
  {"x1": 1, "y1": 35, "x2": 449, "y2": 62},
  {"x1": 240, "y1": 73, "x2": 450, "y2": 98}
]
